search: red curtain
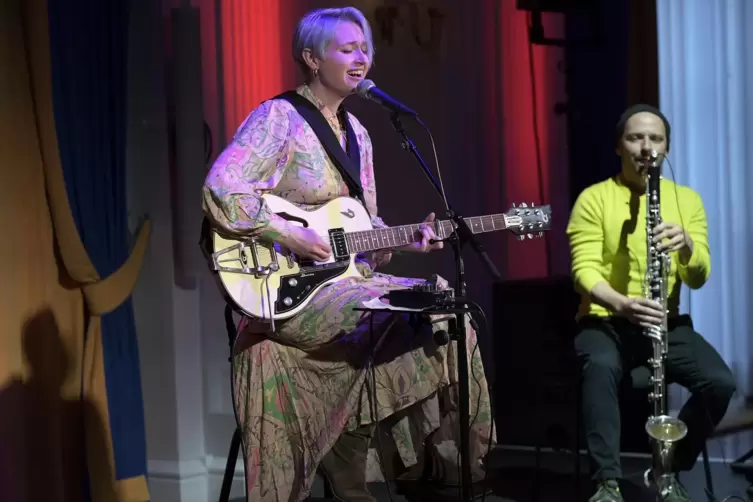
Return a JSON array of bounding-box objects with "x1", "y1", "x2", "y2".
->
[
  {"x1": 219, "y1": 0, "x2": 292, "y2": 141},
  {"x1": 482, "y1": 1, "x2": 566, "y2": 279}
]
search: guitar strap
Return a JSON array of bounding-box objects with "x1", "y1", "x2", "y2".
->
[{"x1": 274, "y1": 91, "x2": 368, "y2": 213}]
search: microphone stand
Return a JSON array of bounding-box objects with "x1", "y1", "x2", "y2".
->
[{"x1": 389, "y1": 113, "x2": 503, "y2": 502}]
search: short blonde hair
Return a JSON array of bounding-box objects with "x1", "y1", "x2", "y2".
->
[{"x1": 292, "y1": 7, "x2": 375, "y2": 80}]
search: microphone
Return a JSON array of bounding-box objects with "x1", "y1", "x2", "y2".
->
[{"x1": 355, "y1": 79, "x2": 418, "y2": 117}]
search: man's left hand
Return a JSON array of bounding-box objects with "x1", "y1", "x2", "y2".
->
[{"x1": 652, "y1": 222, "x2": 693, "y2": 261}]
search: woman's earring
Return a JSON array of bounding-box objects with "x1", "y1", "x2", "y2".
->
[{"x1": 313, "y1": 68, "x2": 319, "y2": 78}]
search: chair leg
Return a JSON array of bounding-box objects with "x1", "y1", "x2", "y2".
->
[
  {"x1": 532, "y1": 383, "x2": 542, "y2": 502},
  {"x1": 702, "y1": 443, "x2": 714, "y2": 502},
  {"x1": 575, "y1": 388, "x2": 582, "y2": 501},
  {"x1": 219, "y1": 428, "x2": 242, "y2": 502},
  {"x1": 533, "y1": 442, "x2": 541, "y2": 502},
  {"x1": 322, "y1": 475, "x2": 334, "y2": 499}
]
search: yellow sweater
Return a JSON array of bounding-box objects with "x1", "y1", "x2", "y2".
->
[{"x1": 566, "y1": 175, "x2": 711, "y2": 318}]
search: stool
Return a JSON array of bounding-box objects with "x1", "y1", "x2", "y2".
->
[{"x1": 571, "y1": 365, "x2": 715, "y2": 500}]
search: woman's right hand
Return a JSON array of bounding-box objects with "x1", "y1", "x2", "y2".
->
[
  {"x1": 616, "y1": 297, "x2": 665, "y2": 328},
  {"x1": 284, "y1": 226, "x2": 332, "y2": 262}
]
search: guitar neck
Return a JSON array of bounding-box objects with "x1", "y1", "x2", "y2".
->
[{"x1": 344, "y1": 215, "x2": 509, "y2": 254}]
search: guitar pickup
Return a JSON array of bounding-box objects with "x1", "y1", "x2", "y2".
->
[{"x1": 328, "y1": 228, "x2": 349, "y2": 261}]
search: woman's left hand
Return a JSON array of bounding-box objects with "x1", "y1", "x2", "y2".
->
[
  {"x1": 407, "y1": 212, "x2": 444, "y2": 253},
  {"x1": 370, "y1": 249, "x2": 393, "y2": 267}
]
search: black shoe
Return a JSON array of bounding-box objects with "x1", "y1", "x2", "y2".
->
[{"x1": 589, "y1": 479, "x2": 624, "y2": 502}]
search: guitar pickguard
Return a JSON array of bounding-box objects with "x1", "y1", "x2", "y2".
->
[{"x1": 274, "y1": 262, "x2": 350, "y2": 315}]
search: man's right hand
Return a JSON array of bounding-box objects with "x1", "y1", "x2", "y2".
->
[
  {"x1": 616, "y1": 297, "x2": 665, "y2": 327},
  {"x1": 284, "y1": 226, "x2": 332, "y2": 262}
]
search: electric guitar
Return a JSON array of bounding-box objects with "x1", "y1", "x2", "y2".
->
[{"x1": 209, "y1": 194, "x2": 552, "y2": 322}]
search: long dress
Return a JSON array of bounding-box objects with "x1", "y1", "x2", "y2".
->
[{"x1": 202, "y1": 85, "x2": 495, "y2": 502}]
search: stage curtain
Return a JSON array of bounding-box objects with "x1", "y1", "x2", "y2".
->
[
  {"x1": 0, "y1": 1, "x2": 88, "y2": 500},
  {"x1": 0, "y1": 0, "x2": 151, "y2": 500},
  {"x1": 219, "y1": 0, "x2": 287, "y2": 144},
  {"x1": 489, "y1": 1, "x2": 566, "y2": 278},
  {"x1": 46, "y1": 0, "x2": 150, "y2": 495},
  {"x1": 657, "y1": 0, "x2": 753, "y2": 441}
]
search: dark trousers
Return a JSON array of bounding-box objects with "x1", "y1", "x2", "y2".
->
[{"x1": 575, "y1": 315, "x2": 736, "y2": 481}]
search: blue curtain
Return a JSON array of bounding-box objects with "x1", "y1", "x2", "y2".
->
[
  {"x1": 47, "y1": 0, "x2": 147, "y2": 485},
  {"x1": 657, "y1": 0, "x2": 753, "y2": 458}
]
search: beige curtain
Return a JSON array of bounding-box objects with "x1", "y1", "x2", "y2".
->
[{"x1": 0, "y1": 0, "x2": 151, "y2": 500}]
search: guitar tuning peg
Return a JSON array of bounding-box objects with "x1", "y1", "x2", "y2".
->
[
  {"x1": 511, "y1": 202, "x2": 516, "y2": 208},
  {"x1": 519, "y1": 202, "x2": 528, "y2": 208},
  {"x1": 527, "y1": 233, "x2": 533, "y2": 239},
  {"x1": 516, "y1": 234, "x2": 525, "y2": 241}
]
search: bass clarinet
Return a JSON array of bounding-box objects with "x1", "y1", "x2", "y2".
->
[{"x1": 642, "y1": 150, "x2": 688, "y2": 497}]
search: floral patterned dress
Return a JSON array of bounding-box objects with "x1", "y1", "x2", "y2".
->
[{"x1": 202, "y1": 85, "x2": 494, "y2": 502}]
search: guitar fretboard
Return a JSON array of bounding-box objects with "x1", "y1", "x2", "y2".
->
[{"x1": 344, "y1": 215, "x2": 509, "y2": 254}]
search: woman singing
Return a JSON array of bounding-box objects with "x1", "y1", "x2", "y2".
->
[{"x1": 202, "y1": 6, "x2": 494, "y2": 501}]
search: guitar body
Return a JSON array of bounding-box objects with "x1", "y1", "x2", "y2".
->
[{"x1": 211, "y1": 194, "x2": 372, "y2": 321}]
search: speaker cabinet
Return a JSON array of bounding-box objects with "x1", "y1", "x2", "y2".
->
[
  {"x1": 491, "y1": 276, "x2": 651, "y2": 454},
  {"x1": 492, "y1": 276, "x2": 581, "y2": 450}
]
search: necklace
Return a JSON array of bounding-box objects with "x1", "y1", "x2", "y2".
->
[{"x1": 331, "y1": 112, "x2": 347, "y2": 148}]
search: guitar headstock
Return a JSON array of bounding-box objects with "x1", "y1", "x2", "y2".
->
[{"x1": 504, "y1": 203, "x2": 552, "y2": 240}]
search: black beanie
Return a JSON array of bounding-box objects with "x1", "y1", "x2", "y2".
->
[{"x1": 615, "y1": 104, "x2": 671, "y2": 152}]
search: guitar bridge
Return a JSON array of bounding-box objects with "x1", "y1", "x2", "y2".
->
[{"x1": 211, "y1": 237, "x2": 280, "y2": 277}]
